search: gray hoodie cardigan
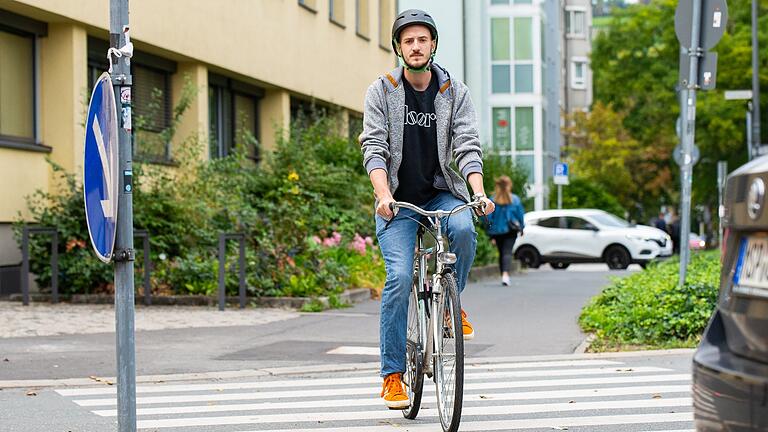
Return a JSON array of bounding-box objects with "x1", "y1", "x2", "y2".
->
[{"x1": 359, "y1": 63, "x2": 483, "y2": 203}]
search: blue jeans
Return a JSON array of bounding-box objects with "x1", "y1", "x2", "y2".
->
[{"x1": 376, "y1": 191, "x2": 477, "y2": 377}]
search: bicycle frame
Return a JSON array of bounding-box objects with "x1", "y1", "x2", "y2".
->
[{"x1": 392, "y1": 201, "x2": 480, "y2": 377}]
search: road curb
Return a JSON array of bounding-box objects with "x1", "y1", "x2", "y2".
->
[
  {"x1": 573, "y1": 333, "x2": 596, "y2": 354},
  {"x1": 2, "y1": 288, "x2": 373, "y2": 309}
]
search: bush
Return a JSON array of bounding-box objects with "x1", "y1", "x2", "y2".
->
[{"x1": 579, "y1": 251, "x2": 720, "y2": 350}]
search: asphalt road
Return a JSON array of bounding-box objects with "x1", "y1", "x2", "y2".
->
[{"x1": 0, "y1": 264, "x2": 632, "y2": 381}]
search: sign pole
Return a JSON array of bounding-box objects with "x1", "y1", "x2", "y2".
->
[
  {"x1": 678, "y1": 0, "x2": 703, "y2": 288},
  {"x1": 717, "y1": 161, "x2": 727, "y2": 247},
  {"x1": 752, "y1": 0, "x2": 761, "y2": 156},
  {"x1": 110, "y1": 0, "x2": 137, "y2": 430},
  {"x1": 557, "y1": 184, "x2": 562, "y2": 209}
]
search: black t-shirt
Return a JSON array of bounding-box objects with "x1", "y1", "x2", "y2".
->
[{"x1": 394, "y1": 73, "x2": 440, "y2": 206}]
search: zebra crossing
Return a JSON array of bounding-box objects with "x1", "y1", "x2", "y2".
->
[{"x1": 55, "y1": 356, "x2": 695, "y2": 431}]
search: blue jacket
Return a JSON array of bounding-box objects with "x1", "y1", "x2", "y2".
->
[{"x1": 486, "y1": 194, "x2": 525, "y2": 236}]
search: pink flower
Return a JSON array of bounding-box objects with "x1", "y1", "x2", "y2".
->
[
  {"x1": 310, "y1": 236, "x2": 322, "y2": 245},
  {"x1": 349, "y1": 233, "x2": 367, "y2": 255},
  {"x1": 323, "y1": 238, "x2": 336, "y2": 247},
  {"x1": 364, "y1": 236, "x2": 373, "y2": 246}
]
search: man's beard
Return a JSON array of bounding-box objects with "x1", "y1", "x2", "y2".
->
[{"x1": 404, "y1": 54, "x2": 429, "y2": 69}]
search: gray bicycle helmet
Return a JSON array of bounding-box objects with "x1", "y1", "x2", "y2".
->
[{"x1": 391, "y1": 9, "x2": 438, "y2": 55}]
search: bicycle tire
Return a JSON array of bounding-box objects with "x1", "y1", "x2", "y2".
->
[
  {"x1": 403, "y1": 279, "x2": 424, "y2": 419},
  {"x1": 434, "y1": 272, "x2": 464, "y2": 432}
]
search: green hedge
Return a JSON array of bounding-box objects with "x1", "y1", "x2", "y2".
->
[{"x1": 579, "y1": 251, "x2": 720, "y2": 350}]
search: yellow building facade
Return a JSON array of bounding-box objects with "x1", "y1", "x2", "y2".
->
[{"x1": 0, "y1": 0, "x2": 396, "y2": 267}]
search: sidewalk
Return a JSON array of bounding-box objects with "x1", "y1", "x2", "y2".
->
[{"x1": 0, "y1": 302, "x2": 300, "y2": 338}]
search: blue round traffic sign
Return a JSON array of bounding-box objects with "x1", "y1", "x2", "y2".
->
[{"x1": 83, "y1": 72, "x2": 119, "y2": 263}]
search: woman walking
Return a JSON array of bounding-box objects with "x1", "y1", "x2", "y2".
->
[{"x1": 486, "y1": 176, "x2": 526, "y2": 286}]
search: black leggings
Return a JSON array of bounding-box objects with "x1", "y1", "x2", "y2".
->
[{"x1": 491, "y1": 232, "x2": 518, "y2": 274}]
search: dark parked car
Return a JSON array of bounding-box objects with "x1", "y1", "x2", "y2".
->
[{"x1": 693, "y1": 157, "x2": 768, "y2": 431}]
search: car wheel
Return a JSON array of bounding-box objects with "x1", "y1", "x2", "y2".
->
[
  {"x1": 605, "y1": 245, "x2": 630, "y2": 270},
  {"x1": 515, "y1": 246, "x2": 541, "y2": 269},
  {"x1": 550, "y1": 262, "x2": 570, "y2": 270},
  {"x1": 639, "y1": 262, "x2": 648, "y2": 269}
]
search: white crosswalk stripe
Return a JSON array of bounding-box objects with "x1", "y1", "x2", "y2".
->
[{"x1": 55, "y1": 357, "x2": 695, "y2": 431}]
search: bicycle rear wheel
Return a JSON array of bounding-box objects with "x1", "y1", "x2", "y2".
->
[
  {"x1": 402, "y1": 283, "x2": 424, "y2": 419},
  {"x1": 434, "y1": 272, "x2": 464, "y2": 432}
]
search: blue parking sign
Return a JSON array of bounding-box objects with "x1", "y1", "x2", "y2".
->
[
  {"x1": 83, "y1": 72, "x2": 119, "y2": 263},
  {"x1": 554, "y1": 162, "x2": 569, "y2": 177}
]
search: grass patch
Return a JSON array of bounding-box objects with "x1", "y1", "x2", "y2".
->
[{"x1": 580, "y1": 251, "x2": 720, "y2": 352}]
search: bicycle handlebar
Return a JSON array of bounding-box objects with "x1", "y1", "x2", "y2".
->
[{"x1": 388, "y1": 200, "x2": 486, "y2": 219}]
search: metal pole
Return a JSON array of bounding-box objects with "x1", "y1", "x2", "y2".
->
[
  {"x1": 679, "y1": 0, "x2": 703, "y2": 288},
  {"x1": 748, "y1": 102, "x2": 754, "y2": 160},
  {"x1": 238, "y1": 237, "x2": 246, "y2": 309},
  {"x1": 110, "y1": 0, "x2": 136, "y2": 430},
  {"x1": 51, "y1": 231, "x2": 59, "y2": 304},
  {"x1": 218, "y1": 234, "x2": 226, "y2": 311},
  {"x1": 21, "y1": 227, "x2": 29, "y2": 306},
  {"x1": 717, "y1": 161, "x2": 727, "y2": 247},
  {"x1": 752, "y1": 0, "x2": 761, "y2": 156},
  {"x1": 143, "y1": 234, "x2": 151, "y2": 306},
  {"x1": 557, "y1": 184, "x2": 562, "y2": 209}
]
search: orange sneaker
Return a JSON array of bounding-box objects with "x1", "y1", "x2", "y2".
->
[
  {"x1": 461, "y1": 309, "x2": 475, "y2": 340},
  {"x1": 381, "y1": 373, "x2": 410, "y2": 409}
]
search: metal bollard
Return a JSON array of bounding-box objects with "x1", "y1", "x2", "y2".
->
[
  {"x1": 20, "y1": 226, "x2": 59, "y2": 305},
  {"x1": 217, "y1": 233, "x2": 247, "y2": 311}
]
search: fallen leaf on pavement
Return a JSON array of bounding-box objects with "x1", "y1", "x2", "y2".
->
[
  {"x1": 652, "y1": 393, "x2": 662, "y2": 399},
  {"x1": 26, "y1": 390, "x2": 38, "y2": 396}
]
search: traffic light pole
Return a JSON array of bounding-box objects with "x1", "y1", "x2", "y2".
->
[
  {"x1": 679, "y1": 0, "x2": 703, "y2": 288},
  {"x1": 110, "y1": 0, "x2": 137, "y2": 430}
]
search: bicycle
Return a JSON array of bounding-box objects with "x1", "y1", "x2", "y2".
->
[{"x1": 385, "y1": 199, "x2": 485, "y2": 432}]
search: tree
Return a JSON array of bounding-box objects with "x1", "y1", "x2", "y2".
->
[{"x1": 590, "y1": 0, "x2": 768, "y2": 215}]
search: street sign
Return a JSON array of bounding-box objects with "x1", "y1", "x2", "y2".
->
[
  {"x1": 725, "y1": 90, "x2": 753, "y2": 100},
  {"x1": 84, "y1": 72, "x2": 119, "y2": 263},
  {"x1": 674, "y1": 143, "x2": 701, "y2": 166},
  {"x1": 675, "y1": 0, "x2": 729, "y2": 50},
  {"x1": 554, "y1": 162, "x2": 569, "y2": 185},
  {"x1": 679, "y1": 50, "x2": 718, "y2": 89}
]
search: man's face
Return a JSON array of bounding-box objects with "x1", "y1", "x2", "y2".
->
[{"x1": 397, "y1": 25, "x2": 435, "y2": 69}]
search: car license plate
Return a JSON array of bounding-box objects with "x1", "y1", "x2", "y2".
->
[{"x1": 733, "y1": 236, "x2": 768, "y2": 298}]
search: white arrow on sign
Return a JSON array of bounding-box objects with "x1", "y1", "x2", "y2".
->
[{"x1": 92, "y1": 117, "x2": 115, "y2": 219}]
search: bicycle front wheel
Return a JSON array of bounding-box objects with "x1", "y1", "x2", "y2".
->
[{"x1": 434, "y1": 272, "x2": 464, "y2": 432}]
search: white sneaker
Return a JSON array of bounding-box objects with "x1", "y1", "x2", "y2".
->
[{"x1": 502, "y1": 274, "x2": 510, "y2": 286}]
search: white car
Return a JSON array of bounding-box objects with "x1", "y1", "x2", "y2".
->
[{"x1": 513, "y1": 209, "x2": 673, "y2": 270}]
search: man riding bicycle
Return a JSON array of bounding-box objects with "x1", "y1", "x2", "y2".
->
[{"x1": 359, "y1": 9, "x2": 495, "y2": 409}]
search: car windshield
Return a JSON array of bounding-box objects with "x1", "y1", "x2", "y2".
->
[{"x1": 589, "y1": 212, "x2": 631, "y2": 228}]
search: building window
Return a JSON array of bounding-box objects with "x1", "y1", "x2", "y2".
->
[
  {"x1": 348, "y1": 112, "x2": 363, "y2": 143},
  {"x1": 330, "y1": 0, "x2": 345, "y2": 27},
  {"x1": 290, "y1": 97, "x2": 329, "y2": 130},
  {"x1": 566, "y1": 8, "x2": 586, "y2": 38},
  {"x1": 379, "y1": 0, "x2": 394, "y2": 51},
  {"x1": 490, "y1": 16, "x2": 534, "y2": 94},
  {"x1": 0, "y1": 29, "x2": 35, "y2": 143},
  {"x1": 356, "y1": 0, "x2": 370, "y2": 39},
  {"x1": 299, "y1": 0, "x2": 317, "y2": 12},
  {"x1": 0, "y1": 11, "x2": 47, "y2": 151},
  {"x1": 515, "y1": 107, "x2": 534, "y2": 151},
  {"x1": 88, "y1": 38, "x2": 177, "y2": 163},
  {"x1": 491, "y1": 18, "x2": 510, "y2": 61},
  {"x1": 515, "y1": 154, "x2": 534, "y2": 183},
  {"x1": 492, "y1": 107, "x2": 511, "y2": 152},
  {"x1": 571, "y1": 58, "x2": 587, "y2": 90},
  {"x1": 492, "y1": 65, "x2": 511, "y2": 93},
  {"x1": 490, "y1": 0, "x2": 508, "y2": 5},
  {"x1": 209, "y1": 74, "x2": 263, "y2": 162},
  {"x1": 133, "y1": 65, "x2": 172, "y2": 162}
]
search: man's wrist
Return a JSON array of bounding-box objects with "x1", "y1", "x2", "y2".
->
[{"x1": 472, "y1": 192, "x2": 487, "y2": 200}]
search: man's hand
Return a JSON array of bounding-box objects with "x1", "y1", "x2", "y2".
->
[
  {"x1": 475, "y1": 196, "x2": 495, "y2": 216},
  {"x1": 377, "y1": 195, "x2": 396, "y2": 220}
]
